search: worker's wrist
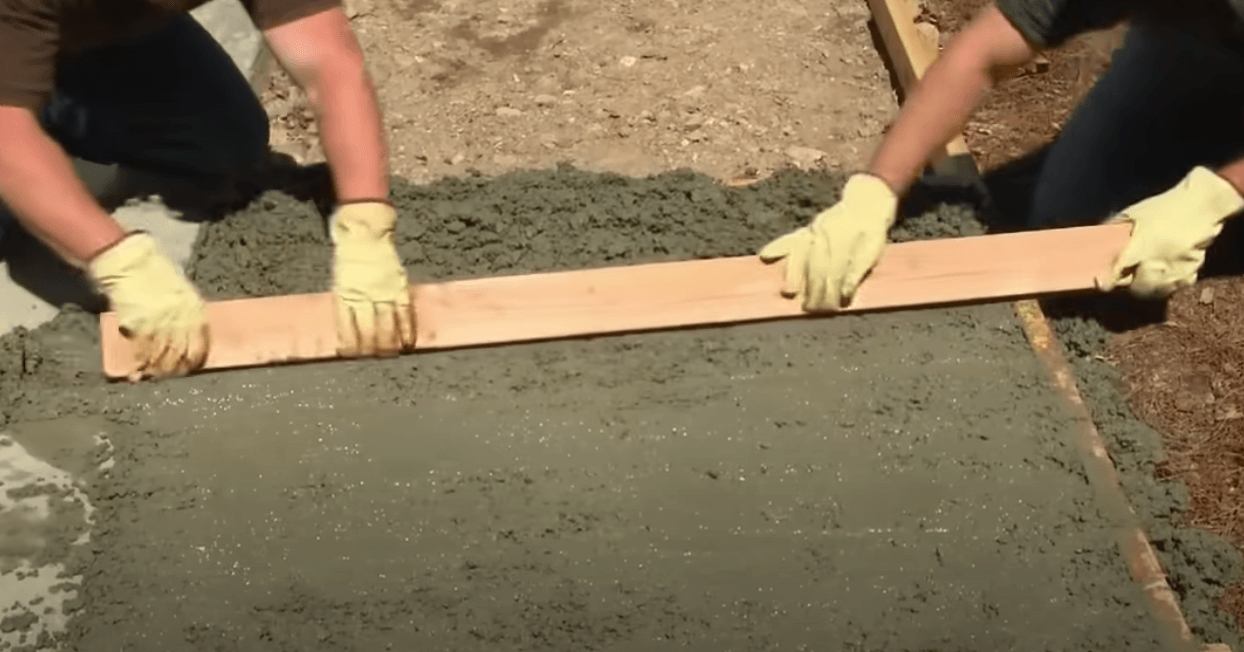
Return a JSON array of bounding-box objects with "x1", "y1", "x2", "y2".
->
[
  {"x1": 84, "y1": 230, "x2": 140, "y2": 266},
  {"x1": 336, "y1": 198, "x2": 393, "y2": 208},
  {"x1": 859, "y1": 169, "x2": 905, "y2": 197},
  {"x1": 1214, "y1": 159, "x2": 1244, "y2": 201},
  {"x1": 1189, "y1": 166, "x2": 1244, "y2": 221}
]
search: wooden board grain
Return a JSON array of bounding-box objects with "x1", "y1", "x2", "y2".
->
[{"x1": 99, "y1": 223, "x2": 1131, "y2": 379}]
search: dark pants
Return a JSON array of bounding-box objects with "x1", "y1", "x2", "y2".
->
[
  {"x1": 0, "y1": 13, "x2": 270, "y2": 238},
  {"x1": 1029, "y1": 20, "x2": 1244, "y2": 228}
]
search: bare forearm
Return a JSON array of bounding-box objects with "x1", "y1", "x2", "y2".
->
[
  {"x1": 0, "y1": 109, "x2": 125, "y2": 266},
  {"x1": 310, "y1": 62, "x2": 389, "y2": 202},
  {"x1": 868, "y1": 5, "x2": 1037, "y2": 196},
  {"x1": 266, "y1": 8, "x2": 390, "y2": 203},
  {"x1": 1216, "y1": 157, "x2": 1244, "y2": 201},
  {"x1": 868, "y1": 54, "x2": 995, "y2": 195}
]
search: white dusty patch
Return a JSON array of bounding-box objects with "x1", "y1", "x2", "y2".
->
[{"x1": 0, "y1": 431, "x2": 111, "y2": 650}]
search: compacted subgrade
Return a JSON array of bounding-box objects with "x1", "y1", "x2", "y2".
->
[{"x1": 0, "y1": 165, "x2": 1226, "y2": 651}]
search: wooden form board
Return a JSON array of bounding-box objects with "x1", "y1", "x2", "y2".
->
[
  {"x1": 867, "y1": 0, "x2": 972, "y2": 163},
  {"x1": 99, "y1": 223, "x2": 1131, "y2": 379}
]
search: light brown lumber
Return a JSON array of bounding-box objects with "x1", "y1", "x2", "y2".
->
[
  {"x1": 866, "y1": 0, "x2": 973, "y2": 164},
  {"x1": 99, "y1": 222, "x2": 1131, "y2": 379}
]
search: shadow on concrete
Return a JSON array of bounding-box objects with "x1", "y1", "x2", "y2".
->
[{"x1": 0, "y1": 151, "x2": 336, "y2": 325}]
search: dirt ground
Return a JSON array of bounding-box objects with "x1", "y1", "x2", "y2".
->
[{"x1": 263, "y1": 0, "x2": 900, "y2": 183}]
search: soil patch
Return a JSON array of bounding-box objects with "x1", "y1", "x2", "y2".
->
[
  {"x1": 0, "y1": 167, "x2": 1228, "y2": 650},
  {"x1": 263, "y1": 0, "x2": 899, "y2": 183}
]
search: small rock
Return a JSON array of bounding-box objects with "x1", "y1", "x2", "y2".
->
[
  {"x1": 620, "y1": 55, "x2": 638, "y2": 67},
  {"x1": 914, "y1": 22, "x2": 940, "y2": 51},
  {"x1": 495, "y1": 107, "x2": 523, "y2": 118},
  {"x1": 494, "y1": 154, "x2": 519, "y2": 166},
  {"x1": 787, "y1": 146, "x2": 828, "y2": 168},
  {"x1": 1200, "y1": 287, "x2": 1215, "y2": 304},
  {"x1": 449, "y1": 153, "x2": 466, "y2": 166},
  {"x1": 683, "y1": 85, "x2": 707, "y2": 97},
  {"x1": 534, "y1": 94, "x2": 558, "y2": 107},
  {"x1": 342, "y1": 0, "x2": 370, "y2": 18}
]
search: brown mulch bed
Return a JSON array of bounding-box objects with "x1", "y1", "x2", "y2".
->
[{"x1": 1105, "y1": 279, "x2": 1244, "y2": 622}]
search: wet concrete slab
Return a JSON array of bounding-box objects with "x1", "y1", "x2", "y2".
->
[{"x1": 4, "y1": 168, "x2": 1238, "y2": 650}]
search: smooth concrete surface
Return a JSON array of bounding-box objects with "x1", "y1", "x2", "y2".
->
[{"x1": 0, "y1": 0, "x2": 268, "y2": 336}]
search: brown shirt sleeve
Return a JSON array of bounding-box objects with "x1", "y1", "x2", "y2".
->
[
  {"x1": 0, "y1": 0, "x2": 61, "y2": 109},
  {"x1": 242, "y1": 0, "x2": 342, "y2": 31}
]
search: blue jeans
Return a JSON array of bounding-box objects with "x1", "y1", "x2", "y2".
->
[
  {"x1": 0, "y1": 13, "x2": 270, "y2": 240},
  {"x1": 1029, "y1": 19, "x2": 1244, "y2": 228}
]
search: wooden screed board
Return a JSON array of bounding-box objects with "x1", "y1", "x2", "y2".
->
[{"x1": 99, "y1": 223, "x2": 1131, "y2": 379}]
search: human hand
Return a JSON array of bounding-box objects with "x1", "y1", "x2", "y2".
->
[
  {"x1": 758, "y1": 173, "x2": 899, "y2": 311},
  {"x1": 88, "y1": 233, "x2": 209, "y2": 382},
  {"x1": 330, "y1": 200, "x2": 417, "y2": 357},
  {"x1": 1097, "y1": 167, "x2": 1244, "y2": 299}
]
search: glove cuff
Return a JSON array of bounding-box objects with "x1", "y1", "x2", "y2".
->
[
  {"x1": 843, "y1": 173, "x2": 900, "y2": 225},
  {"x1": 1187, "y1": 166, "x2": 1244, "y2": 221},
  {"x1": 330, "y1": 201, "x2": 398, "y2": 245},
  {"x1": 87, "y1": 232, "x2": 157, "y2": 290}
]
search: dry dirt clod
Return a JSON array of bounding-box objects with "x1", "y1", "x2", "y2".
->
[{"x1": 786, "y1": 146, "x2": 828, "y2": 169}]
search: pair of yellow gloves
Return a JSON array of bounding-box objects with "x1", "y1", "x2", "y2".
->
[
  {"x1": 761, "y1": 166, "x2": 1244, "y2": 311},
  {"x1": 87, "y1": 201, "x2": 412, "y2": 381}
]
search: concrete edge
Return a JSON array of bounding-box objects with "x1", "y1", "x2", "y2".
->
[
  {"x1": 1015, "y1": 299, "x2": 1211, "y2": 652},
  {"x1": 861, "y1": 2, "x2": 1229, "y2": 649}
]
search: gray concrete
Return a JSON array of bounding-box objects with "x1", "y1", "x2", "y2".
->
[
  {"x1": 0, "y1": 0, "x2": 270, "y2": 336},
  {"x1": 0, "y1": 2, "x2": 269, "y2": 648}
]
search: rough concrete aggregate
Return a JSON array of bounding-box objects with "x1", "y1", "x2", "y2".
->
[
  {"x1": 0, "y1": 166, "x2": 1235, "y2": 651},
  {"x1": 1049, "y1": 309, "x2": 1244, "y2": 647}
]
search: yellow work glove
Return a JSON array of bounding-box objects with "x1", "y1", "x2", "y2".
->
[
  {"x1": 758, "y1": 173, "x2": 899, "y2": 311},
  {"x1": 330, "y1": 200, "x2": 417, "y2": 357},
  {"x1": 1097, "y1": 166, "x2": 1244, "y2": 299},
  {"x1": 87, "y1": 232, "x2": 209, "y2": 382}
]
